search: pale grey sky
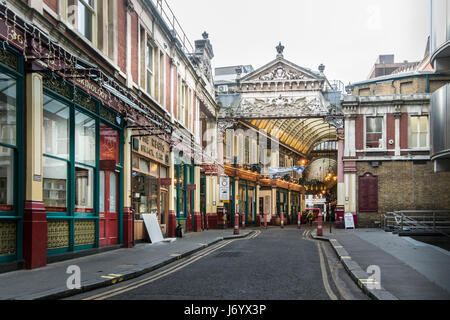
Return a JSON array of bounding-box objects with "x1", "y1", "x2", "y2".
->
[{"x1": 167, "y1": 0, "x2": 430, "y2": 85}]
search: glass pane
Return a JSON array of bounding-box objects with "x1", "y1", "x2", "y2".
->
[
  {"x1": 420, "y1": 117, "x2": 428, "y2": 133},
  {"x1": 132, "y1": 173, "x2": 158, "y2": 218},
  {"x1": 420, "y1": 133, "x2": 428, "y2": 148},
  {"x1": 75, "y1": 111, "x2": 96, "y2": 166},
  {"x1": 43, "y1": 95, "x2": 70, "y2": 159},
  {"x1": 75, "y1": 165, "x2": 94, "y2": 213},
  {"x1": 100, "y1": 123, "x2": 119, "y2": 169},
  {"x1": 0, "y1": 73, "x2": 16, "y2": 146},
  {"x1": 78, "y1": 0, "x2": 93, "y2": 41},
  {"x1": 410, "y1": 133, "x2": 418, "y2": 148},
  {"x1": 139, "y1": 159, "x2": 149, "y2": 173},
  {"x1": 150, "y1": 161, "x2": 159, "y2": 177},
  {"x1": 99, "y1": 171, "x2": 105, "y2": 212},
  {"x1": 43, "y1": 157, "x2": 68, "y2": 212},
  {"x1": 410, "y1": 116, "x2": 418, "y2": 133},
  {"x1": 160, "y1": 166, "x2": 168, "y2": 179},
  {"x1": 109, "y1": 172, "x2": 117, "y2": 213},
  {"x1": 0, "y1": 147, "x2": 14, "y2": 211},
  {"x1": 367, "y1": 117, "x2": 382, "y2": 133}
]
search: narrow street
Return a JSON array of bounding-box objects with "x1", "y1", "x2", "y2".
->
[{"x1": 68, "y1": 227, "x2": 367, "y2": 300}]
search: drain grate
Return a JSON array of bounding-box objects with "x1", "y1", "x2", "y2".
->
[{"x1": 214, "y1": 251, "x2": 241, "y2": 258}]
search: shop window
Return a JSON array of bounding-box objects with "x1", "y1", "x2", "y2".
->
[
  {"x1": 75, "y1": 165, "x2": 94, "y2": 213},
  {"x1": 0, "y1": 73, "x2": 17, "y2": 147},
  {"x1": 43, "y1": 157, "x2": 68, "y2": 213},
  {"x1": 139, "y1": 158, "x2": 149, "y2": 173},
  {"x1": 75, "y1": 111, "x2": 96, "y2": 167},
  {"x1": 366, "y1": 116, "x2": 383, "y2": 149},
  {"x1": 409, "y1": 116, "x2": 429, "y2": 148},
  {"x1": 0, "y1": 147, "x2": 14, "y2": 211},
  {"x1": 150, "y1": 161, "x2": 159, "y2": 177},
  {"x1": 132, "y1": 173, "x2": 159, "y2": 219},
  {"x1": 43, "y1": 96, "x2": 70, "y2": 159}
]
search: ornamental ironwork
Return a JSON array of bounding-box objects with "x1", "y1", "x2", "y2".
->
[
  {"x1": 0, "y1": 49, "x2": 18, "y2": 71},
  {"x1": 43, "y1": 75, "x2": 72, "y2": 100}
]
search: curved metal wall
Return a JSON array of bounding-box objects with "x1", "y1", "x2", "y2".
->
[{"x1": 431, "y1": 83, "x2": 450, "y2": 159}]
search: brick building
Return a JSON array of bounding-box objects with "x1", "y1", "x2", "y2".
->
[
  {"x1": 0, "y1": 0, "x2": 220, "y2": 272},
  {"x1": 341, "y1": 47, "x2": 450, "y2": 227}
]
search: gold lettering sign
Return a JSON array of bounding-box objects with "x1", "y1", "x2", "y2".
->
[{"x1": 136, "y1": 136, "x2": 169, "y2": 165}]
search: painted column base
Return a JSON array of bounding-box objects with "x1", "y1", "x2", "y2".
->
[
  {"x1": 123, "y1": 207, "x2": 134, "y2": 248},
  {"x1": 187, "y1": 213, "x2": 192, "y2": 233},
  {"x1": 168, "y1": 211, "x2": 176, "y2": 238},
  {"x1": 23, "y1": 201, "x2": 47, "y2": 270},
  {"x1": 193, "y1": 212, "x2": 202, "y2": 232},
  {"x1": 208, "y1": 213, "x2": 218, "y2": 229}
]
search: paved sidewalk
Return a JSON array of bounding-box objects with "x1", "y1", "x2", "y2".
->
[
  {"x1": 313, "y1": 227, "x2": 450, "y2": 300},
  {"x1": 0, "y1": 229, "x2": 254, "y2": 300}
]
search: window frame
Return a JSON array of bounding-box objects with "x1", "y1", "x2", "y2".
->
[
  {"x1": 408, "y1": 115, "x2": 429, "y2": 149},
  {"x1": 364, "y1": 115, "x2": 385, "y2": 150}
]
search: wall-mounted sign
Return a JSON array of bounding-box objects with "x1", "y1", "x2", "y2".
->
[
  {"x1": 219, "y1": 175, "x2": 230, "y2": 202},
  {"x1": 133, "y1": 136, "x2": 170, "y2": 165},
  {"x1": 160, "y1": 178, "x2": 172, "y2": 186}
]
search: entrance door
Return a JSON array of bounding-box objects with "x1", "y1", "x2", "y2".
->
[{"x1": 99, "y1": 171, "x2": 119, "y2": 247}]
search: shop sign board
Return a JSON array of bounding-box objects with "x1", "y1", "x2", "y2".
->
[
  {"x1": 133, "y1": 135, "x2": 170, "y2": 165},
  {"x1": 220, "y1": 175, "x2": 230, "y2": 202}
]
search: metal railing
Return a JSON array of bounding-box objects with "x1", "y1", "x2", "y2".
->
[
  {"x1": 151, "y1": 0, "x2": 195, "y2": 55},
  {"x1": 382, "y1": 210, "x2": 450, "y2": 237}
]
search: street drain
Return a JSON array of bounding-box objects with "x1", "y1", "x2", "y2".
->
[{"x1": 214, "y1": 251, "x2": 241, "y2": 258}]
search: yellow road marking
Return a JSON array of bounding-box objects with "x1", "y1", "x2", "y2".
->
[
  {"x1": 317, "y1": 242, "x2": 338, "y2": 300},
  {"x1": 340, "y1": 256, "x2": 351, "y2": 260},
  {"x1": 101, "y1": 276, "x2": 116, "y2": 279},
  {"x1": 109, "y1": 274, "x2": 122, "y2": 277}
]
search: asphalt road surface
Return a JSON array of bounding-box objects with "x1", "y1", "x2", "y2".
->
[{"x1": 68, "y1": 226, "x2": 368, "y2": 300}]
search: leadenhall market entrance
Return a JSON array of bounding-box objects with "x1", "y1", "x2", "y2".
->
[{"x1": 42, "y1": 76, "x2": 124, "y2": 255}]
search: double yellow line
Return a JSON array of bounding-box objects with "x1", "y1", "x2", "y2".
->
[{"x1": 84, "y1": 231, "x2": 260, "y2": 300}]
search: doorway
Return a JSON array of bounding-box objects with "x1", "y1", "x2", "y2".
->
[{"x1": 99, "y1": 171, "x2": 119, "y2": 247}]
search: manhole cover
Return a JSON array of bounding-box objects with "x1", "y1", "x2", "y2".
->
[{"x1": 214, "y1": 251, "x2": 241, "y2": 258}]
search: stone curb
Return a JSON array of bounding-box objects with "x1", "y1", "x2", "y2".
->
[
  {"x1": 310, "y1": 231, "x2": 399, "y2": 301},
  {"x1": 11, "y1": 231, "x2": 256, "y2": 300}
]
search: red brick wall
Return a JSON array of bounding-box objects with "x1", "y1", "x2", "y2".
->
[
  {"x1": 117, "y1": 0, "x2": 127, "y2": 74},
  {"x1": 44, "y1": 0, "x2": 58, "y2": 13},
  {"x1": 355, "y1": 115, "x2": 364, "y2": 150},
  {"x1": 166, "y1": 54, "x2": 171, "y2": 113},
  {"x1": 193, "y1": 91, "x2": 196, "y2": 135},
  {"x1": 400, "y1": 113, "x2": 408, "y2": 150},
  {"x1": 131, "y1": 11, "x2": 138, "y2": 85},
  {"x1": 386, "y1": 114, "x2": 395, "y2": 150}
]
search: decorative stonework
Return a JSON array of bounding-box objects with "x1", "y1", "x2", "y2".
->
[
  {"x1": 74, "y1": 220, "x2": 95, "y2": 246},
  {"x1": 258, "y1": 66, "x2": 305, "y2": 81},
  {"x1": 0, "y1": 221, "x2": 16, "y2": 256},
  {"x1": 47, "y1": 220, "x2": 70, "y2": 250},
  {"x1": 234, "y1": 95, "x2": 327, "y2": 118}
]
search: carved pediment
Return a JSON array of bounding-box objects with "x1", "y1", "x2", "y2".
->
[{"x1": 242, "y1": 61, "x2": 320, "y2": 83}]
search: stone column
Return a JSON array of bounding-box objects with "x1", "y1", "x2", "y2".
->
[
  {"x1": 336, "y1": 128, "x2": 345, "y2": 221},
  {"x1": 122, "y1": 128, "x2": 134, "y2": 248},
  {"x1": 168, "y1": 152, "x2": 176, "y2": 237},
  {"x1": 24, "y1": 74, "x2": 46, "y2": 269}
]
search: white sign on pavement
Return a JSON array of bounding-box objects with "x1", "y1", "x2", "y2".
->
[{"x1": 344, "y1": 213, "x2": 355, "y2": 229}]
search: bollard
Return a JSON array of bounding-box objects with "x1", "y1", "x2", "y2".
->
[
  {"x1": 242, "y1": 213, "x2": 246, "y2": 229},
  {"x1": 281, "y1": 212, "x2": 284, "y2": 229},
  {"x1": 298, "y1": 212, "x2": 301, "y2": 229},
  {"x1": 317, "y1": 212, "x2": 323, "y2": 236},
  {"x1": 234, "y1": 213, "x2": 240, "y2": 235},
  {"x1": 264, "y1": 213, "x2": 267, "y2": 229}
]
